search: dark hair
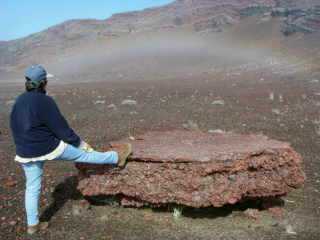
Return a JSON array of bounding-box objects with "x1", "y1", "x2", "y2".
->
[{"x1": 25, "y1": 77, "x2": 47, "y2": 92}]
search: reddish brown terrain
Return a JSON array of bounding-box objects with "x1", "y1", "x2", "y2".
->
[
  {"x1": 0, "y1": 0, "x2": 320, "y2": 240},
  {"x1": 77, "y1": 131, "x2": 305, "y2": 208}
]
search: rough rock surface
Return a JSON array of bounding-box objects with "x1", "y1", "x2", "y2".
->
[
  {"x1": 76, "y1": 130, "x2": 305, "y2": 208},
  {"x1": 276, "y1": 6, "x2": 320, "y2": 35}
]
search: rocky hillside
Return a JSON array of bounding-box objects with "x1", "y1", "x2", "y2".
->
[
  {"x1": 277, "y1": 5, "x2": 320, "y2": 35},
  {"x1": 0, "y1": 0, "x2": 319, "y2": 70}
]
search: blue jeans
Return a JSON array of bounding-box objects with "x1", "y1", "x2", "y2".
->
[{"x1": 21, "y1": 144, "x2": 118, "y2": 226}]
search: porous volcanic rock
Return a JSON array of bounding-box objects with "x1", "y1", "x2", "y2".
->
[{"x1": 76, "y1": 130, "x2": 305, "y2": 208}]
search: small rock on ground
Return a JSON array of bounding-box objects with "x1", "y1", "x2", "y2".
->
[
  {"x1": 272, "y1": 108, "x2": 281, "y2": 115},
  {"x1": 183, "y1": 120, "x2": 199, "y2": 131},
  {"x1": 94, "y1": 100, "x2": 106, "y2": 105},
  {"x1": 121, "y1": 99, "x2": 137, "y2": 105},
  {"x1": 285, "y1": 224, "x2": 297, "y2": 235},
  {"x1": 208, "y1": 129, "x2": 225, "y2": 134},
  {"x1": 5, "y1": 100, "x2": 15, "y2": 106},
  {"x1": 107, "y1": 104, "x2": 117, "y2": 109},
  {"x1": 72, "y1": 200, "x2": 91, "y2": 216},
  {"x1": 211, "y1": 100, "x2": 225, "y2": 105},
  {"x1": 243, "y1": 209, "x2": 260, "y2": 221}
]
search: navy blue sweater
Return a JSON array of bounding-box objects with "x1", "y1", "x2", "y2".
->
[{"x1": 10, "y1": 90, "x2": 81, "y2": 158}]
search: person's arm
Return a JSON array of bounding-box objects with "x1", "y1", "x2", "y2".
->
[{"x1": 39, "y1": 96, "x2": 81, "y2": 147}]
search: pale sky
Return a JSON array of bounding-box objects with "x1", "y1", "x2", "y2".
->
[{"x1": 0, "y1": 0, "x2": 174, "y2": 41}]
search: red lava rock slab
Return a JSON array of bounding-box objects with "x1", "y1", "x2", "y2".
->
[{"x1": 76, "y1": 130, "x2": 305, "y2": 208}]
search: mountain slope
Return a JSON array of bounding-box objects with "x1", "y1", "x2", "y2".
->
[{"x1": 0, "y1": 0, "x2": 319, "y2": 72}]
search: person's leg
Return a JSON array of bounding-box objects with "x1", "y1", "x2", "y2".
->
[
  {"x1": 56, "y1": 144, "x2": 118, "y2": 164},
  {"x1": 21, "y1": 161, "x2": 44, "y2": 227}
]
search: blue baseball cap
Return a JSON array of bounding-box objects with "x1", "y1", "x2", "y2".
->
[
  {"x1": 24, "y1": 65, "x2": 47, "y2": 89},
  {"x1": 25, "y1": 65, "x2": 47, "y2": 82}
]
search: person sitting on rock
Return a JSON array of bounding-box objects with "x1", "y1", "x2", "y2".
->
[{"x1": 9, "y1": 65, "x2": 132, "y2": 235}]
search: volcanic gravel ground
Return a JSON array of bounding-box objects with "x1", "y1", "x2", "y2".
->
[{"x1": 0, "y1": 70, "x2": 320, "y2": 239}]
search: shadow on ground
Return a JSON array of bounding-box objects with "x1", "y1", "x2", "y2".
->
[
  {"x1": 51, "y1": 176, "x2": 284, "y2": 220},
  {"x1": 40, "y1": 176, "x2": 82, "y2": 222}
]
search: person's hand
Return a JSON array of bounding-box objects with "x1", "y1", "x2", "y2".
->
[
  {"x1": 79, "y1": 141, "x2": 94, "y2": 152},
  {"x1": 83, "y1": 143, "x2": 94, "y2": 152}
]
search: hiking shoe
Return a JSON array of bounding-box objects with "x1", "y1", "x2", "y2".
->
[
  {"x1": 27, "y1": 222, "x2": 49, "y2": 235},
  {"x1": 116, "y1": 143, "x2": 132, "y2": 167}
]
